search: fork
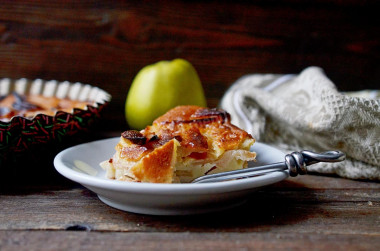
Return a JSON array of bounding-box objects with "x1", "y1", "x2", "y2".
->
[{"x1": 192, "y1": 150, "x2": 346, "y2": 183}]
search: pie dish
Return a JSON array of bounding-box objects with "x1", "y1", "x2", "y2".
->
[{"x1": 0, "y1": 78, "x2": 111, "y2": 168}]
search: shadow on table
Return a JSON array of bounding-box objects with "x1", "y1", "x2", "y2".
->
[{"x1": 127, "y1": 180, "x2": 318, "y2": 231}]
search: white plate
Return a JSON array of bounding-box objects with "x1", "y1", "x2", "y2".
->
[{"x1": 54, "y1": 137, "x2": 288, "y2": 215}]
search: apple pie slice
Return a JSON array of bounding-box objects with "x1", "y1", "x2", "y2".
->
[{"x1": 100, "y1": 105, "x2": 256, "y2": 183}]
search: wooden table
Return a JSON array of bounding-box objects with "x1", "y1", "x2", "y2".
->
[
  {"x1": 0, "y1": 1, "x2": 379, "y2": 250},
  {"x1": 1, "y1": 169, "x2": 379, "y2": 250}
]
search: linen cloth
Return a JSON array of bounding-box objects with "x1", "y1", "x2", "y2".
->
[{"x1": 220, "y1": 67, "x2": 380, "y2": 180}]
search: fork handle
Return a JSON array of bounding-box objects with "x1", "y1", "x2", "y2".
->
[{"x1": 286, "y1": 150, "x2": 346, "y2": 177}]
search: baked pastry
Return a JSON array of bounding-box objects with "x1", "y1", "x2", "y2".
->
[
  {"x1": 0, "y1": 92, "x2": 92, "y2": 121},
  {"x1": 100, "y1": 105, "x2": 256, "y2": 183}
]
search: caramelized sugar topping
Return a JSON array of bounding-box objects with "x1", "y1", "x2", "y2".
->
[
  {"x1": 121, "y1": 130, "x2": 147, "y2": 145},
  {"x1": 120, "y1": 106, "x2": 253, "y2": 161}
]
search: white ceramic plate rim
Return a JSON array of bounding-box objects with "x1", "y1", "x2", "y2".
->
[{"x1": 54, "y1": 137, "x2": 288, "y2": 195}]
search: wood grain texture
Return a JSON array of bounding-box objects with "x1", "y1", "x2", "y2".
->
[
  {"x1": 1, "y1": 231, "x2": 379, "y2": 251},
  {"x1": 1, "y1": 176, "x2": 379, "y2": 234},
  {"x1": 0, "y1": 0, "x2": 379, "y2": 130},
  {"x1": 1, "y1": 170, "x2": 379, "y2": 250}
]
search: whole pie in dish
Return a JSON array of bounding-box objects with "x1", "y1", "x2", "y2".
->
[
  {"x1": 100, "y1": 105, "x2": 256, "y2": 183},
  {"x1": 0, "y1": 92, "x2": 93, "y2": 121}
]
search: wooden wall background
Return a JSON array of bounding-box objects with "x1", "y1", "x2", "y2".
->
[{"x1": 0, "y1": 0, "x2": 378, "y2": 131}]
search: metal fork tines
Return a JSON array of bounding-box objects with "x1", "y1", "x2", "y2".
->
[{"x1": 192, "y1": 150, "x2": 346, "y2": 184}]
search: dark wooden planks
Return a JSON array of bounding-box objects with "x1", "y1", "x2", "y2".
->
[
  {"x1": 0, "y1": 231, "x2": 379, "y2": 250},
  {"x1": 0, "y1": 1, "x2": 378, "y2": 130},
  {"x1": 1, "y1": 176, "x2": 379, "y2": 234}
]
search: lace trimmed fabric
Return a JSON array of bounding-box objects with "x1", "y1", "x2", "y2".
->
[{"x1": 220, "y1": 67, "x2": 380, "y2": 180}]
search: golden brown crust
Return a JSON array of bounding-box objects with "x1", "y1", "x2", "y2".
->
[
  {"x1": 130, "y1": 139, "x2": 179, "y2": 183},
  {"x1": 102, "y1": 105, "x2": 256, "y2": 183},
  {"x1": 146, "y1": 105, "x2": 253, "y2": 155}
]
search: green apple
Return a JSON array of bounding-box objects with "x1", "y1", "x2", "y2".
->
[{"x1": 125, "y1": 59, "x2": 207, "y2": 130}]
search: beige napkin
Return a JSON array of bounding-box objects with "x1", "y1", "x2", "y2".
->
[{"x1": 220, "y1": 67, "x2": 380, "y2": 180}]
